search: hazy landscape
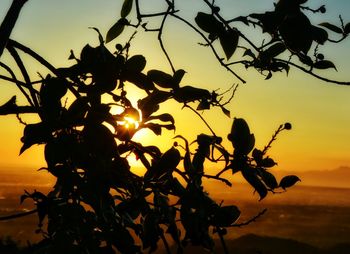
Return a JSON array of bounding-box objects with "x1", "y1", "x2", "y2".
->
[{"x1": 1, "y1": 167, "x2": 350, "y2": 253}]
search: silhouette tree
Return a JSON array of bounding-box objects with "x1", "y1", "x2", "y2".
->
[{"x1": 0, "y1": 0, "x2": 349, "y2": 253}]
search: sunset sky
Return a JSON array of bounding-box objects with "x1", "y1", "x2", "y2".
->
[{"x1": 0, "y1": 0, "x2": 349, "y2": 175}]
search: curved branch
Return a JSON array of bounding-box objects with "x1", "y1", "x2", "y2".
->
[
  {"x1": 202, "y1": 0, "x2": 260, "y2": 52},
  {"x1": 0, "y1": 105, "x2": 38, "y2": 115},
  {"x1": 7, "y1": 45, "x2": 40, "y2": 107},
  {"x1": 0, "y1": 63, "x2": 34, "y2": 106},
  {"x1": 0, "y1": 208, "x2": 37, "y2": 221},
  {"x1": 229, "y1": 208, "x2": 267, "y2": 227},
  {"x1": 158, "y1": 7, "x2": 176, "y2": 73},
  {"x1": 0, "y1": 0, "x2": 28, "y2": 58},
  {"x1": 7, "y1": 39, "x2": 81, "y2": 97},
  {"x1": 183, "y1": 104, "x2": 217, "y2": 137},
  {"x1": 276, "y1": 59, "x2": 350, "y2": 86},
  {"x1": 171, "y1": 13, "x2": 246, "y2": 83}
]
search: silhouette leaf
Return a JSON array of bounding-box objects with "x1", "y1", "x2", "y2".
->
[
  {"x1": 258, "y1": 169, "x2": 278, "y2": 189},
  {"x1": 319, "y1": 22, "x2": 343, "y2": 34},
  {"x1": 219, "y1": 30, "x2": 239, "y2": 60},
  {"x1": 138, "y1": 90, "x2": 171, "y2": 118},
  {"x1": 144, "y1": 123, "x2": 162, "y2": 136},
  {"x1": 261, "y1": 42, "x2": 286, "y2": 59},
  {"x1": 314, "y1": 60, "x2": 337, "y2": 70},
  {"x1": 252, "y1": 149, "x2": 263, "y2": 164},
  {"x1": 66, "y1": 97, "x2": 90, "y2": 124},
  {"x1": 20, "y1": 123, "x2": 51, "y2": 155},
  {"x1": 142, "y1": 210, "x2": 160, "y2": 251},
  {"x1": 230, "y1": 16, "x2": 249, "y2": 26},
  {"x1": 20, "y1": 194, "x2": 29, "y2": 204},
  {"x1": 265, "y1": 72, "x2": 272, "y2": 80},
  {"x1": 125, "y1": 71, "x2": 155, "y2": 91},
  {"x1": 345, "y1": 22, "x2": 350, "y2": 34},
  {"x1": 279, "y1": 175, "x2": 301, "y2": 190},
  {"x1": 197, "y1": 99, "x2": 210, "y2": 110},
  {"x1": 261, "y1": 157, "x2": 276, "y2": 168},
  {"x1": 174, "y1": 135, "x2": 194, "y2": 175},
  {"x1": 279, "y1": 12, "x2": 313, "y2": 54},
  {"x1": 146, "y1": 113, "x2": 175, "y2": 125},
  {"x1": 211, "y1": 205, "x2": 241, "y2": 227},
  {"x1": 298, "y1": 54, "x2": 313, "y2": 66},
  {"x1": 106, "y1": 18, "x2": 127, "y2": 43},
  {"x1": 173, "y1": 86, "x2": 211, "y2": 103},
  {"x1": 89, "y1": 27, "x2": 104, "y2": 44},
  {"x1": 125, "y1": 55, "x2": 146, "y2": 73},
  {"x1": 243, "y1": 48, "x2": 255, "y2": 59},
  {"x1": 121, "y1": 0, "x2": 133, "y2": 18},
  {"x1": 311, "y1": 26, "x2": 328, "y2": 45},
  {"x1": 0, "y1": 95, "x2": 16, "y2": 111},
  {"x1": 228, "y1": 118, "x2": 255, "y2": 155},
  {"x1": 221, "y1": 106, "x2": 231, "y2": 117},
  {"x1": 157, "y1": 147, "x2": 181, "y2": 174},
  {"x1": 241, "y1": 167, "x2": 267, "y2": 200},
  {"x1": 172, "y1": 69, "x2": 186, "y2": 88},
  {"x1": 147, "y1": 70, "x2": 174, "y2": 88},
  {"x1": 195, "y1": 12, "x2": 223, "y2": 34}
]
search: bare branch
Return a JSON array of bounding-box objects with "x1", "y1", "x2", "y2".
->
[
  {"x1": 0, "y1": 0, "x2": 28, "y2": 58},
  {"x1": 0, "y1": 105, "x2": 38, "y2": 115},
  {"x1": 7, "y1": 39, "x2": 81, "y2": 97},
  {"x1": 171, "y1": 13, "x2": 246, "y2": 83},
  {"x1": 0, "y1": 63, "x2": 35, "y2": 106},
  {"x1": 158, "y1": 7, "x2": 176, "y2": 73},
  {"x1": 7, "y1": 45, "x2": 40, "y2": 107},
  {"x1": 229, "y1": 208, "x2": 267, "y2": 227},
  {"x1": 276, "y1": 59, "x2": 350, "y2": 86},
  {"x1": 0, "y1": 208, "x2": 37, "y2": 221},
  {"x1": 202, "y1": 174, "x2": 232, "y2": 187}
]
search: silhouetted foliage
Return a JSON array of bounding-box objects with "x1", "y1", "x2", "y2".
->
[{"x1": 0, "y1": 0, "x2": 349, "y2": 253}]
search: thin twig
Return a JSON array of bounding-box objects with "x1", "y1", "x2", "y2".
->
[
  {"x1": 275, "y1": 59, "x2": 350, "y2": 86},
  {"x1": 202, "y1": 0, "x2": 259, "y2": 52},
  {"x1": 158, "y1": 7, "x2": 176, "y2": 74},
  {"x1": 0, "y1": 208, "x2": 37, "y2": 221},
  {"x1": 202, "y1": 174, "x2": 232, "y2": 187},
  {"x1": 216, "y1": 226, "x2": 229, "y2": 254},
  {"x1": 261, "y1": 124, "x2": 284, "y2": 155},
  {"x1": 160, "y1": 231, "x2": 171, "y2": 254},
  {"x1": 0, "y1": 64, "x2": 34, "y2": 106},
  {"x1": 7, "y1": 45, "x2": 40, "y2": 107},
  {"x1": 229, "y1": 208, "x2": 267, "y2": 227},
  {"x1": 7, "y1": 39, "x2": 81, "y2": 97},
  {"x1": 171, "y1": 13, "x2": 246, "y2": 83},
  {"x1": 183, "y1": 104, "x2": 217, "y2": 137}
]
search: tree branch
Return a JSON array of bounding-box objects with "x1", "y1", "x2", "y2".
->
[
  {"x1": 229, "y1": 208, "x2": 267, "y2": 227},
  {"x1": 7, "y1": 39, "x2": 81, "y2": 97},
  {"x1": 7, "y1": 45, "x2": 40, "y2": 107},
  {"x1": 0, "y1": 105, "x2": 38, "y2": 115},
  {"x1": 0, "y1": 0, "x2": 28, "y2": 58},
  {"x1": 158, "y1": 7, "x2": 176, "y2": 74},
  {"x1": 276, "y1": 58, "x2": 350, "y2": 86},
  {"x1": 0, "y1": 63, "x2": 34, "y2": 106},
  {"x1": 171, "y1": 13, "x2": 246, "y2": 83},
  {"x1": 0, "y1": 208, "x2": 37, "y2": 221}
]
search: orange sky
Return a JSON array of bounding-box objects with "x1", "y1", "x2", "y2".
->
[{"x1": 0, "y1": 0, "x2": 350, "y2": 174}]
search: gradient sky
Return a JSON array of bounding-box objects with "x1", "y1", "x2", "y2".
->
[{"x1": 0, "y1": 0, "x2": 349, "y2": 174}]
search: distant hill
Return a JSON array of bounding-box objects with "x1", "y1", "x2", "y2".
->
[
  {"x1": 171, "y1": 234, "x2": 350, "y2": 254},
  {"x1": 275, "y1": 166, "x2": 350, "y2": 189}
]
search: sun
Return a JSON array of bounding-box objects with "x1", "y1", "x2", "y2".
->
[{"x1": 122, "y1": 116, "x2": 139, "y2": 129}]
